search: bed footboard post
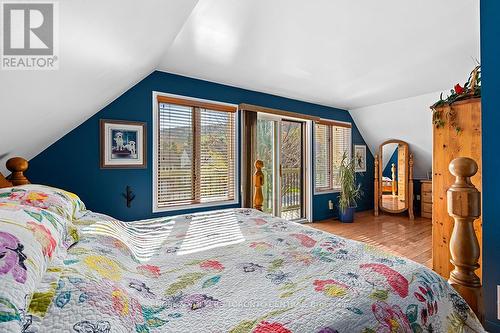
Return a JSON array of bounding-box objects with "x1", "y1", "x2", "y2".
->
[
  {"x1": 374, "y1": 155, "x2": 379, "y2": 216},
  {"x1": 408, "y1": 153, "x2": 414, "y2": 220},
  {"x1": 253, "y1": 160, "x2": 264, "y2": 211},
  {"x1": 447, "y1": 157, "x2": 482, "y2": 321},
  {"x1": 391, "y1": 163, "x2": 396, "y2": 196},
  {"x1": 6, "y1": 157, "x2": 30, "y2": 186}
]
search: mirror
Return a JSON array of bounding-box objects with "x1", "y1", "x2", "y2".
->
[{"x1": 375, "y1": 139, "x2": 414, "y2": 218}]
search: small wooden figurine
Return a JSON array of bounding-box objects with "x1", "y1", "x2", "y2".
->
[{"x1": 253, "y1": 160, "x2": 264, "y2": 211}]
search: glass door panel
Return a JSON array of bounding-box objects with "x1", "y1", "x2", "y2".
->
[
  {"x1": 280, "y1": 120, "x2": 304, "y2": 220},
  {"x1": 257, "y1": 119, "x2": 276, "y2": 215}
]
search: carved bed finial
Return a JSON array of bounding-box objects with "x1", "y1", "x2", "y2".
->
[
  {"x1": 253, "y1": 160, "x2": 264, "y2": 211},
  {"x1": 6, "y1": 157, "x2": 30, "y2": 186},
  {"x1": 447, "y1": 157, "x2": 482, "y2": 320}
]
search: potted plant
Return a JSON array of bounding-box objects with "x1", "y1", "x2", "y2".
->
[{"x1": 338, "y1": 152, "x2": 363, "y2": 223}]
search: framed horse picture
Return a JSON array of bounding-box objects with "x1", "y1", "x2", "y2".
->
[
  {"x1": 100, "y1": 119, "x2": 146, "y2": 168},
  {"x1": 354, "y1": 144, "x2": 366, "y2": 172}
]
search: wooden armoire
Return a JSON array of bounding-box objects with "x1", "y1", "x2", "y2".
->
[{"x1": 432, "y1": 98, "x2": 482, "y2": 280}]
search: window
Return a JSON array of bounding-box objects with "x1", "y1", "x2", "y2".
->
[
  {"x1": 154, "y1": 94, "x2": 238, "y2": 211},
  {"x1": 314, "y1": 121, "x2": 352, "y2": 192}
]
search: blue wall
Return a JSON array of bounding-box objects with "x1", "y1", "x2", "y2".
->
[
  {"x1": 480, "y1": 1, "x2": 500, "y2": 331},
  {"x1": 313, "y1": 122, "x2": 374, "y2": 221},
  {"x1": 28, "y1": 71, "x2": 373, "y2": 222},
  {"x1": 382, "y1": 148, "x2": 398, "y2": 179}
]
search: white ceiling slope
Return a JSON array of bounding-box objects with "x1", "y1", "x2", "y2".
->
[
  {"x1": 0, "y1": 0, "x2": 479, "y2": 176},
  {"x1": 158, "y1": 0, "x2": 478, "y2": 181},
  {"x1": 0, "y1": 0, "x2": 199, "y2": 171},
  {"x1": 350, "y1": 90, "x2": 441, "y2": 179},
  {"x1": 160, "y1": 0, "x2": 479, "y2": 110}
]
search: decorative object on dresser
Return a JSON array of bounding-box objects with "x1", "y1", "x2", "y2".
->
[
  {"x1": 420, "y1": 179, "x2": 432, "y2": 219},
  {"x1": 100, "y1": 119, "x2": 146, "y2": 168},
  {"x1": 431, "y1": 65, "x2": 481, "y2": 132},
  {"x1": 431, "y1": 98, "x2": 482, "y2": 281},
  {"x1": 374, "y1": 139, "x2": 414, "y2": 219},
  {"x1": 0, "y1": 157, "x2": 30, "y2": 188}
]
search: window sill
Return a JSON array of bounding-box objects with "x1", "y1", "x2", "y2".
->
[
  {"x1": 153, "y1": 199, "x2": 239, "y2": 213},
  {"x1": 314, "y1": 189, "x2": 340, "y2": 195}
]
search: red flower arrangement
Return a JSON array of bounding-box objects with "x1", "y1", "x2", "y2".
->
[
  {"x1": 454, "y1": 83, "x2": 464, "y2": 95},
  {"x1": 431, "y1": 65, "x2": 481, "y2": 132}
]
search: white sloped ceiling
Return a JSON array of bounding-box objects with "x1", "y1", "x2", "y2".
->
[
  {"x1": 159, "y1": 0, "x2": 479, "y2": 110},
  {"x1": 157, "y1": 0, "x2": 478, "y2": 178},
  {"x1": 350, "y1": 91, "x2": 442, "y2": 179},
  {"x1": 0, "y1": 0, "x2": 479, "y2": 176},
  {"x1": 0, "y1": 0, "x2": 199, "y2": 172}
]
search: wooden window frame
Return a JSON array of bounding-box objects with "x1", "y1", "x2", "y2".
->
[
  {"x1": 314, "y1": 120, "x2": 352, "y2": 194},
  {"x1": 152, "y1": 92, "x2": 239, "y2": 212}
]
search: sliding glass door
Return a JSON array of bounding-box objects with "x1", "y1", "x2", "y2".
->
[
  {"x1": 257, "y1": 116, "x2": 305, "y2": 221},
  {"x1": 257, "y1": 118, "x2": 276, "y2": 215},
  {"x1": 280, "y1": 120, "x2": 304, "y2": 220}
]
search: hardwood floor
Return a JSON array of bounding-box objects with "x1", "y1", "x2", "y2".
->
[
  {"x1": 381, "y1": 194, "x2": 406, "y2": 210},
  {"x1": 310, "y1": 210, "x2": 432, "y2": 267}
]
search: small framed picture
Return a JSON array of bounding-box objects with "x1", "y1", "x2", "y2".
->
[
  {"x1": 354, "y1": 145, "x2": 367, "y2": 172},
  {"x1": 100, "y1": 119, "x2": 146, "y2": 168}
]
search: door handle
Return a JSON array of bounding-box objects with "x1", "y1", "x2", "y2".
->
[{"x1": 279, "y1": 164, "x2": 282, "y2": 178}]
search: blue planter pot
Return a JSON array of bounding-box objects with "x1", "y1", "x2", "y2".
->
[{"x1": 339, "y1": 207, "x2": 355, "y2": 223}]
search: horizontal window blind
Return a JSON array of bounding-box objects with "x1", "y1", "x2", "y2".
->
[
  {"x1": 156, "y1": 97, "x2": 236, "y2": 209},
  {"x1": 158, "y1": 103, "x2": 194, "y2": 206},
  {"x1": 199, "y1": 108, "x2": 236, "y2": 202},
  {"x1": 314, "y1": 123, "x2": 332, "y2": 192},
  {"x1": 314, "y1": 122, "x2": 352, "y2": 191},
  {"x1": 332, "y1": 126, "x2": 352, "y2": 188}
]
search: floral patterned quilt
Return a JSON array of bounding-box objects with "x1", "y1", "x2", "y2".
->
[{"x1": 0, "y1": 188, "x2": 485, "y2": 332}]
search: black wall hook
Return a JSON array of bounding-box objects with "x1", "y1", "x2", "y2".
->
[{"x1": 122, "y1": 185, "x2": 136, "y2": 208}]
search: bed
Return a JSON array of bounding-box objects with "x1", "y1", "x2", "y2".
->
[
  {"x1": 381, "y1": 177, "x2": 394, "y2": 194},
  {"x1": 0, "y1": 158, "x2": 485, "y2": 332}
]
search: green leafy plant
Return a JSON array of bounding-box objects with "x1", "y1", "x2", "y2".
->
[
  {"x1": 338, "y1": 152, "x2": 363, "y2": 214},
  {"x1": 431, "y1": 65, "x2": 481, "y2": 132}
]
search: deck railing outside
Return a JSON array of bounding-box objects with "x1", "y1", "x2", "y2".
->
[
  {"x1": 281, "y1": 167, "x2": 301, "y2": 220},
  {"x1": 260, "y1": 166, "x2": 302, "y2": 220}
]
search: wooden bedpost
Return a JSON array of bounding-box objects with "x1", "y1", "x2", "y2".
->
[
  {"x1": 253, "y1": 160, "x2": 264, "y2": 211},
  {"x1": 408, "y1": 153, "x2": 414, "y2": 220},
  {"x1": 374, "y1": 155, "x2": 379, "y2": 216},
  {"x1": 391, "y1": 163, "x2": 396, "y2": 196},
  {"x1": 447, "y1": 157, "x2": 482, "y2": 320},
  {"x1": 6, "y1": 157, "x2": 30, "y2": 186}
]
